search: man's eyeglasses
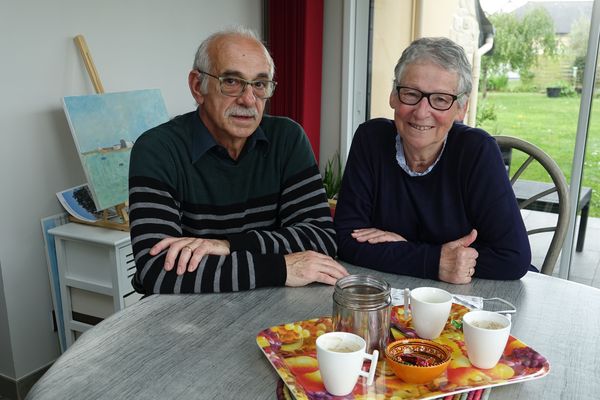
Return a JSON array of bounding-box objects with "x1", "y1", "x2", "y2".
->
[
  {"x1": 198, "y1": 70, "x2": 277, "y2": 99},
  {"x1": 396, "y1": 86, "x2": 463, "y2": 111}
]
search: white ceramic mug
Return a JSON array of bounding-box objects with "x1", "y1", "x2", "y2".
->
[
  {"x1": 462, "y1": 310, "x2": 511, "y2": 369},
  {"x1": 404, "y1": 287, "x2": 453, "y2": 339},
  {"x1": 316, "y1": 332, "x2": 379, "y2": 396}
]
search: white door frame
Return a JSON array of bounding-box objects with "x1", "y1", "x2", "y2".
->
[{"x1": 339, "y1": 0, "x2": 370, "y2": 164}]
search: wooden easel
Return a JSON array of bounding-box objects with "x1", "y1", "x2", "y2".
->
[{"x1": 70, "y1": 34, "x2": 129, "y2": 232}]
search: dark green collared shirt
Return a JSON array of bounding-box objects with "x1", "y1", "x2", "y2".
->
[
  {"x1": 129, "y1": 109, "x2": 335, "y2": 294},
  {"x1": 190, "y1": 108, "x2": 269, "y2": 164}
]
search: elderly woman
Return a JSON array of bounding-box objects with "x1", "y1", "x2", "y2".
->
[{"x1": 334, "y1": 37, "x2": 531, "y2": 284}]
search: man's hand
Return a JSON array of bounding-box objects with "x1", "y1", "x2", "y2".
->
[
  {"x1": 150, "y1": 237, "x2": 231, "y2": 275},
  {"x1": 351, "y1": 228, "x2": 407, "y2": 243},
  {"x1": 439, "y1": 229, "x2": 478, "y2": 284},
  {"x1": 284, "y1": 251, "x2": 349, "y2": 287}
]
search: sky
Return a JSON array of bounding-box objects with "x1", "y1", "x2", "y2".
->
[{"x1": 480, "y1": 0, "x2": 593, "y2": 14}]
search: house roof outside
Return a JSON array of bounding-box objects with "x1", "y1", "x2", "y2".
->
[{"x1": 513, "y1": 1, "x2": 592, "y2": 35}]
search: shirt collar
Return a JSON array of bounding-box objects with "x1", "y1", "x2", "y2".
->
[
  {"x1": 395, "y1": 134, "x2": 448, "y2": 176},
  {"x1": 190, "y1": 108, "x2": 269, "y2": 163}
]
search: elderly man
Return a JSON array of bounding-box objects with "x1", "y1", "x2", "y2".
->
[{"x1": 129, "y1": 27, "x2": 347, "y2": 294}]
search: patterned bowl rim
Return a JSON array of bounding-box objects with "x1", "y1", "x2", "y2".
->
[{"x1": 385, "y1": 338, "x2": 452, "y2": 368}]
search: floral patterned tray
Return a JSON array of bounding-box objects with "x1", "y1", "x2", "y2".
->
[{"x1": 257, "y1": 304, "x2": 550, "y2": 399}]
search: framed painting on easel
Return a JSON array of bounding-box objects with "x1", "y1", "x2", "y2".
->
[{"x1": 62, "y1": 89, "x2": 169, "y2": 211}]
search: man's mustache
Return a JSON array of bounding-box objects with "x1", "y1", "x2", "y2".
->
[{"x1": 225, "y1": 106, "x2": 258, "y2": 118}]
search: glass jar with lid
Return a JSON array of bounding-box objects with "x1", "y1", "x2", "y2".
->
[{"x1": 332, "y1": 274, "x2": 391, "y2": 353}]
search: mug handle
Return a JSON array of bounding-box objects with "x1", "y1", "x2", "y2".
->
[
  {"x1": 358, "y1": 350, "x2": 379, "y2": 386},
  {"x1": 403, "y1": 288, "x2": 410, "y2": 320}
]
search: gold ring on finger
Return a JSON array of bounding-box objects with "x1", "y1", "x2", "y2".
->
[{"x1": 183, "y1": 245, "x2": 193, "y2": 252}]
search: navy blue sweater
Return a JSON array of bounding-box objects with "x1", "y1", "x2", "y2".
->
[{"x1": 334, "y1": 119, "x2": 530, "y2": 280}]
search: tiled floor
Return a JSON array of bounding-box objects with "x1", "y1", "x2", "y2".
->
[{"x1": 522, "y1": 209, "x2": 600, "y2": 288}]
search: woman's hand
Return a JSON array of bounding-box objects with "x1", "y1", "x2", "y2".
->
[
  {"x1": 439, "y1": 229, "x2": 478, "y2": 284},
  {"x1": 351, "y1": 228, "x2": 407, "y2": 244},
  {"x1": 150, "y1": 237, "x2": 231, "y2": 275}
]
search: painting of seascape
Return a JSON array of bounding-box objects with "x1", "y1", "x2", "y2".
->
[{"x1": 63, "y1": 89, "x2": 169, "y2": 210}]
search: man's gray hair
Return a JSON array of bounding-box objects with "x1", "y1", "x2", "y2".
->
[
  {"x1": 193, "y1": 26, "x2": 275, "y2": 94},
  {"x1": 393, "y1": 37, "x2": 472, "y2": 107}
]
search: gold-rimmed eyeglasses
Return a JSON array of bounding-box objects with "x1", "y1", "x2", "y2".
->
[
  {"x1": 198, "y1": 70, "x2": 277, "y2": 99},
  {"x1": 396, "y1": 86, "x2": 464, "y2": 111}
]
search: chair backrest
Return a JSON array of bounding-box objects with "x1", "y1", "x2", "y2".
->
[{"x1": 494, "y1": 135, "x2": 571, "y2": 275}]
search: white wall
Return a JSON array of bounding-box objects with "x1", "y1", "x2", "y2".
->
[
  {"x1": 0, "y1": 0, "x2": 262, "y2": 380},
  {"x1": 370, "y1": 0, "x2": 413, "y2": 120}
]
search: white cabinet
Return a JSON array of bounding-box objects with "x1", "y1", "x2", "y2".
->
[{"x1": 49, "y1": 223, "x2": 142, "y2": 348}]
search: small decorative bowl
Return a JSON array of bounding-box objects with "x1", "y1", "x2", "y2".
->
[{"x1": 385, "y1": 339, "x2": 452, "y2": 384}]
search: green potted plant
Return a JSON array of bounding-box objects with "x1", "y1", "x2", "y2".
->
[
  {"x1": 546, "y1": 81, "x2": 576, "y2": 98},
  {"x1": 322, "y1": 151, "x2": 343, "y2": 216}
]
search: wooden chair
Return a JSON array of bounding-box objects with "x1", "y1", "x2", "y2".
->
[{"x1": 495, "y1": 135, "x2": 571, "y2": 275}]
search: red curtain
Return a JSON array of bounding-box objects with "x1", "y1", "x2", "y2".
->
[{"x1": 268, "y1": 0, "x2": 324, "y2": 163}]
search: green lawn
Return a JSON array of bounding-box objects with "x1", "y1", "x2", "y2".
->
[{"x1": 477, "y1": 92, "x2": 600, "y2": 217}]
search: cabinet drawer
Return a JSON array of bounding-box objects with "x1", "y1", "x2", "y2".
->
[{"x1": 63, "y1": 240, "x2": 115, "y2": 288}]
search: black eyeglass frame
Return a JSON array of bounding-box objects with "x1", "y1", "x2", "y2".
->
[
  {"x1": 197, "y1": 69, "x2": 277, "y2": 99},
  {"x1": 395, "y1": 85, "x2": 464, "y2": 111}
]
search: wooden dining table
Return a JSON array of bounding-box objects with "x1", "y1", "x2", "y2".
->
[{"x1": 26, "y1": 264, "x2": 600, "y2": 399}]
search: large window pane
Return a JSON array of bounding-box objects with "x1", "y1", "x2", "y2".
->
[{"x1": 367, "y1": 0, "x2": 599, "y2": 284}]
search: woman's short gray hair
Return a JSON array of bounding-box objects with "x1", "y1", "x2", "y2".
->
[
  {"x1": 192, "y1": 26, "x2": 275, "y2": 94},
  {"x1": 393, "y1": 37, "x2": 472, "y2": 107}
]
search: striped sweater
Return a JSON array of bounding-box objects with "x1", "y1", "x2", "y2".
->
[{"x1": 128, "y1": 110, "x2": 336, "y2": 294}]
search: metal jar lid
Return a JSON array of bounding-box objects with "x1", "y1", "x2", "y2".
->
[{"x1": 333, "y1": 274, "x2": 391, "y2": 311}]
